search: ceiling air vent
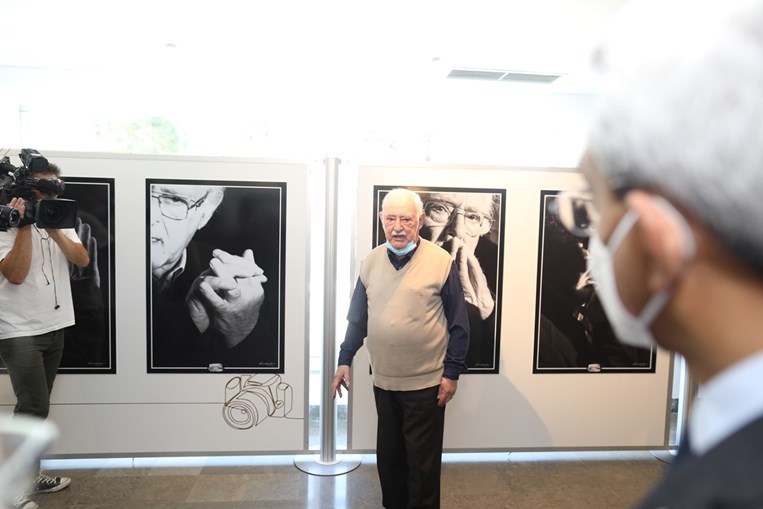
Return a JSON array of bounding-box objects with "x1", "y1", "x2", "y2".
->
[
  {"x1": 447, "y1": 68, "x2": 561, "y2": 84},
  {"x1": 447, "y1": 69, "x2": 507, "y2": 81}
]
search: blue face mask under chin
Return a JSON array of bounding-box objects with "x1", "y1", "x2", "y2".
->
[{"x1": 386, "y1": 240, "x2": 417, "y2": 256}]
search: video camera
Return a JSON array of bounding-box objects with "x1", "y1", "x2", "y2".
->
[{"x1": 0, "y1": 149, "x2": 77, "y2": 231}]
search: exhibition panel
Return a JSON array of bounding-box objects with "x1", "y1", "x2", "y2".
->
[
  {"x1": 349, "y1": 163, "x2": 672, "y2": 451},
  {"x1": 0, "y1": 153, "x2": 673, "y2": 456},
  {"x1": 0, "y1": 151, "x2": 312, "y2": 456}
]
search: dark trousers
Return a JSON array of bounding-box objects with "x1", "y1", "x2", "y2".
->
[
  {"x1": 374, "y1": 385, "x2": 445, "y2": 509},
  {"x1": 0, "y1": 329, "x2": 64, "y2": 419}
]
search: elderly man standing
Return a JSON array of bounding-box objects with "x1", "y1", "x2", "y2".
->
[
  {"x1": 555, "y1": 0, "x2": 763, "y2": 506},
  {"x1": 332, "y1": 188, "x2": 469, "y2": 509}
]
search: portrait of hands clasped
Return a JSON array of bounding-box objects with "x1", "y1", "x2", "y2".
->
[{"x1": 147, "y1": 180, "x2": 286, "y2": 373}]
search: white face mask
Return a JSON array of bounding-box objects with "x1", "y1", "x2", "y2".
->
[
  {"x1": 386, "y1": 240, "x2": 417, "y2": 256},
  {"x1": 587, "y1": 203, "x2": 694, "y2": 350}
]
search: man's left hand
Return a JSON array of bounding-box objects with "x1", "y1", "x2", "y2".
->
[
  {"x1": 448, "y1": 237, "x2": 495, "y2": 320},
  {"x1": 437, "y1": 377, "x2": 458, "y2": 407},
  {"x1": 186, "y1": 248, "x2": 267, "y2": 349}
]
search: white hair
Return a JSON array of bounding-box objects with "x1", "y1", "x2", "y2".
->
[
  {"x1": 588, "y1": 0, "x2": 763, "y2": 274},
  {"x1": 381, "y1": 188, "x2": 424, "y2": 217}
]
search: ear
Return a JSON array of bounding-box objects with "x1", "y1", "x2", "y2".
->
[
  {"x1": 417, "y1": 211, "x2": 426, "y2": 231},
  {"x1": 197, "y1": 190, "x2": 224, "y2": 230},
  {"x1": 626, "y1": 191, "x2": 695, "y2": 292},
  {"x1": 479, "y1": 218, "x2": 492, "y2": 236}
]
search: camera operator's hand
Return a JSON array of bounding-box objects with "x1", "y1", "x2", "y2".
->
[
  {"x1": 7, "y1": 197, "x2": 26, "y2": 216},
  {"x1": 447, "y1": 236, "x2": 495, "y2": 320},
  {"x1": 0, "y1": 198, "x2": 32, "y2": 284},
  {"x1": 69, "y1": 217, "x2": 100, "y2": 287},
  {"x1": 185, "y1": 249, "x2": 267, "y2": 349},
  {"x1": 46, "y1": 224, "x2": 90, "y2": 268}
]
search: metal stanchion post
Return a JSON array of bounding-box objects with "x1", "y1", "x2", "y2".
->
[{"x1": 295, "y1": 157, "x2": 361, "y2": 475}]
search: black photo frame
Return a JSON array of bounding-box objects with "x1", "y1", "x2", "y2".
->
[
  {"x1": 146, "y1": 179, "x2": 286, "y2": 373},
  {"x1": 533, "y1": 190, "x2": 656, "y2": 373},
  {"x1": 60, "y1": 177, "x2": 116, "y2": 373},
  {"x1": 373, "y1": 185, "x2": 506, "y2": 374}
]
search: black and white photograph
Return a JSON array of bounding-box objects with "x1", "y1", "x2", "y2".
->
[
  {"x1": 533, "y1": 190, "x2": 656, "y2": 373},
  {"x1": 147, "y1": 179, "x2": 286, "y2": 373},
  {"x1": 373, "y1": 185, "x2": 505, "y2": 373},
  {"x1": 0, "y1": 177, "x2": 116, "y2": 373},
  {"x1": 60, "y1": 177, "x2": 116, "y2": 373}
]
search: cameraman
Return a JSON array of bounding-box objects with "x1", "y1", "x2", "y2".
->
[{"x1": 0, "y1": 162, "x2": 88, "y2": 505}]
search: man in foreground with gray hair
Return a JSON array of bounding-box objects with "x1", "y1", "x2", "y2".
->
[{"x1": 558, "y1": 0, "x2": 763, "y2": 506}]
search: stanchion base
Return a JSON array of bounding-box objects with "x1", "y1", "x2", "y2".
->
[{"x1": 294, "y1": 453, "x2": 362, "y2": 476}]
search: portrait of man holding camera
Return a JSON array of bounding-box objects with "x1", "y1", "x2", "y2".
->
[{"x1": 0, "y1": 149, "x2": 88, "y2": 500}]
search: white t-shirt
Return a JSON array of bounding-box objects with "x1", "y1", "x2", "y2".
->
[{"x1": 0, "y1": 225, "x2": 81, "y2": 339}]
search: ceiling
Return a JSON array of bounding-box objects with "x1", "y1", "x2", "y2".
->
[{"x1": 0, "y1": 0, "x2": 628, "y2": 93}]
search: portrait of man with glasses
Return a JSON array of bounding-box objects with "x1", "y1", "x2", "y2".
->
[
  {"x1": 374, "y1": 187, "x2": 504, "y2": 372},
  {"x1": 147, "y1": 179, "x2": 285, "y2": 373}
]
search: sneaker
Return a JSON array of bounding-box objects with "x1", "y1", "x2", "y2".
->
[
  {"x1": 11, "y1": 495, "x2": 38, "y2": 509},
  {"x1": 31, "y1": 473, "x2": 71, "y2": 493}
]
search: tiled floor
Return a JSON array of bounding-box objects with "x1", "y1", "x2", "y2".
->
[{"x1": 28, "y1": 450, "x2": 670, "y2": 508}]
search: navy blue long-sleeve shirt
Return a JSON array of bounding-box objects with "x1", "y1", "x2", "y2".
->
[{"x1": 337, "y1": 247, "x2": 470, "y2": 380}]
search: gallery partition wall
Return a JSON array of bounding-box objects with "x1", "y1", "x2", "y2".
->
[
  {"x1": 0, "y1": 151, "x2": 312, "y2": 456},
  {"x1": 346, "y1": 162, "x2": 673, "y2": 451},
  {"x1": 0, "y1": 151, "x2": 675, "y2": 458}
]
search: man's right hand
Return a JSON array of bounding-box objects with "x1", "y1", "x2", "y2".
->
[
  {"x1": 0, "y1": 197, "x2": 34, "y2": 284},
  {"x1": 331, "y1": 365, "x2": 351, "y2": 399}
]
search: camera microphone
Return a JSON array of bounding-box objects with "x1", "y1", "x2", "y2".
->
[{"x1": 19, "y1": 148, "x2": 48, "y2": 173}]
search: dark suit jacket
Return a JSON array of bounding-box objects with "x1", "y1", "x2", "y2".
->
[{"x1": 635, "y1": 414, "x2": 763, "y2": 508}]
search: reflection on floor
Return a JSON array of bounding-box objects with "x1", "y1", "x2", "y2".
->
[{"x1": 31, "y1": 450, "x2": 671, "y2": 509}]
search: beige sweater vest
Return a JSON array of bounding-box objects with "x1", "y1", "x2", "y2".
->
[{"x1": 360, "y1": 238, "x2": 453, "y2": 391}]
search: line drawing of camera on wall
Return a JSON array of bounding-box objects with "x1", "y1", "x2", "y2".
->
[{"x1": 223, "y1": 374, "x2": 293, "y2": 430}]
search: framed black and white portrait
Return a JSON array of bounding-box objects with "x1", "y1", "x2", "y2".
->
[
  {"x1": 533, "y1": 190, "x2": 656, "y2": 373},
  {"x1": 0, "y1": 177, "x2": 116, "y2": 373},
  {"x1": 60, "y1": 177, "x2": 116, "y2": 373},
  {"x1": 146, "y1": 179, "x2": 286, "y2": 373},
  {"x1": 373, "y1": 186, "x2": 505, "y2": 373}
]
